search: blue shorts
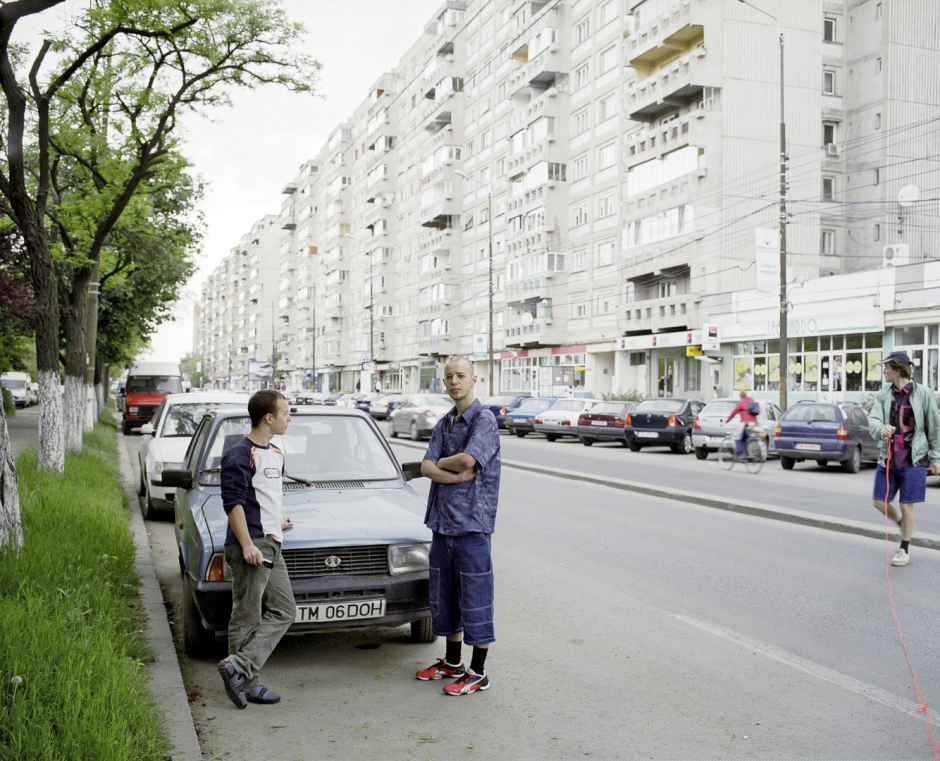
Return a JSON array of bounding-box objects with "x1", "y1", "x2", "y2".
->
[
  {"x1": 428, "y1": 532, "x2": 495, "y2": 647},
  {"x1": 873, "y1": 465, "x2": 927, "y2": 505}
]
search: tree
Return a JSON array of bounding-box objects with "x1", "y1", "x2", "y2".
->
[
  {"x1": 0, "y1": 221, "x2": 33, "y2": 374},
  {"x1": 180, "y1": 352, "x2": 207, "y2": 390},
  {"x1": 0, "y1": 0, "x2": 320, "y2": 471}
]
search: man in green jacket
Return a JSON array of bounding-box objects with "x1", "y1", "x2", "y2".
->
[{"x1": 869, "y1": 351, "x2": 940, "y2": 566}]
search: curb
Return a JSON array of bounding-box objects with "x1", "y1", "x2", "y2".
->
[
  {"x1": 115, "y1": 422, "x2": 202, "y2": 761},
  {"x1": 387, "y1": 438, "x2": 940, "y2": 551}
]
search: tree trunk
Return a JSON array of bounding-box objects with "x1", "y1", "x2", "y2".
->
[
  {"x1": 0, "y1": 397, "x2": 22, "y2": 551},
  {"x1": 31, "y1": 245, "x2": 64, "y2": 473},
  {"x1": 95, "y1": 354, "x2": 107, "y2": 418},
  {"x1": 63, "y1": 269, "x2": 89, "y2": 453}
]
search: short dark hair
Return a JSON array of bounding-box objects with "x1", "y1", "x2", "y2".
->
[
  {"x1": 887, "y1": 360, "x2": 912, "y2": 380},
  {"x1": 249, "y1": 389, "x2": 286, "y2": 427}
]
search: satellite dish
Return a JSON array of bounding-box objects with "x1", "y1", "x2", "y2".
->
[
  {"x1": 520, "y1": 312, "x2": 534, "y2": 326},
  {"x1": 898, "y1": 184, "x2": 920, "y2": 207}
]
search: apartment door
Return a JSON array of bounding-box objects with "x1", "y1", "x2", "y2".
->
[{"x1": 657, "y1": 357, "x2": 676, "y2": 397}]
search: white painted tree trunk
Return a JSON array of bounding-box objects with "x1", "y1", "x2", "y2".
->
[
  {"x1": 37, "y1": 370, "x2": 64, "y2": 473},
  {"x1": 0, "y1": 398, "x2": 22, "y2": 550},
  {"x1": 63, "y1": 375, "x2": 85, "y2": 453},
  {"x1": 84, "y1": 384, "x2": 96, "y2": 431},
  {"x1": 95, "y1": 382, "x2": 105, "y2": 419}
]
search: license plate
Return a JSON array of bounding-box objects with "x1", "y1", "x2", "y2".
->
[
  {"x1": 591, "y1": 420, "x2": 608, "y2": 426},
  {"x1": 795, "y1": 443, "x2": 821, "y2": 451},
  {"x1": 294, "y1": 599, "x2": 386, "y2": 624},
  {"x1": 636, "y1": 431, "x2": 659, "y2": 438}
]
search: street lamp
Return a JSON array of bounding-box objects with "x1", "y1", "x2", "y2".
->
[
  {"x1": 454, "y1": 169, "x2": 495, "y2": 396},
  {"x1": 738, "y1": 0, "x2": 789, "y2": 411}
]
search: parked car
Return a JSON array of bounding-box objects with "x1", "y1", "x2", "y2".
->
[
  {"x1": 774, "y1": 401, "x2": 878, "y2": 473},
  {"x1": 576, "y1": 402, "x2": 639, "y2": 446},
  {"x1": 504, "y1": 397, "x2": 556, "y2": 437},
  {"x1": 335, "y1": 393, "x2": 365, "y2": 408},
  {"x1": 320, "y1": 392, "x2": 344, "y2": 406},
  {"x1": 137, "y1": 393, "x2": 246, "y2": 520},
  {"x1": 369, "y1": 394, "x2": 407, "y2": 420},
  {"x1": 354, "y1": 392, "x2": 386, "y2": 412},
  {"x1": 692, "y1": 398, "x2": 783, "y2": 460},
  {"x1": 533, "y1": 398, "x2": 600, "y2": 441},
  {"x1": 388, "y1": 394, "x2": 455, "y2": 440},
  {"x1": 624, "y1": 398, "x2": 704, "y2": 454},
  {"x1": 165, "y1": 407, "x2": 434, "y2": 657},
  {"x1": 480, "y1": 395, "x2": 529, "y2": 429}
]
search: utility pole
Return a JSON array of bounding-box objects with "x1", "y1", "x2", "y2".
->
[
  {"x1": 271, "y1": 305, "x2": 277, "y2": 390},
  {"x1": 311, "y1": 285, "x2": 316, "y2": 392}
]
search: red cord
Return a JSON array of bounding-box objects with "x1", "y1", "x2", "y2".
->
[{"x1": 883, "y1": 441, "x2": 940, "y2": 759}]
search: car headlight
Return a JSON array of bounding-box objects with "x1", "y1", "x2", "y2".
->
[
  {"x1": 128, "y1": 406, "x2": 139, "y2": 414},
  {"x1": 388, "y1": 543, "x2": 430, "y2": 576},
  {"x1": 154, "y1": 461, "x2": 184, "y2": 475}
]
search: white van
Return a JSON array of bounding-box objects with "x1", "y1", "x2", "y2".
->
[{"x1": 1, "y1": 372, "x2": 33, "y2": 408}]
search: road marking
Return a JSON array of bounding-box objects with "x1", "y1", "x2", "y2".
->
[{"x1": 674, "y1": 612, "x2": 926, "y2": 720}]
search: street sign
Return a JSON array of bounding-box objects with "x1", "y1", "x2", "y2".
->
[
  {"x1": 686, "y1": 345, "x2": 703, "y2": 356},
  {"x1": 361, "y1": 361, "x2": 374, "y2": 371}
]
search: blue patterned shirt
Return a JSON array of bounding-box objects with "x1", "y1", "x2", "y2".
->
[{"x1": 423, "y1": 399, "x2": 501, "y2": 535}]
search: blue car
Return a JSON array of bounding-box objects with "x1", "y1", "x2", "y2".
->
[
  {"x1": 775, "y1": 401, "x2": 879, "y2": 473},
  {"x1": 165, "y1": 407, "x2": 434, "y2": 657},
  {"x1": 504, "y1": 397, "x2": 557, "y2": 438},
  {"x1": 480, "y1": 395, "x2": 529, "y2": 429}
]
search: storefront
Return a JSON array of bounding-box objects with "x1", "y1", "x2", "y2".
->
[
  {"x1": 616, "y1": 330, "x2": 706, "y2": 399},
  {"x1": 500, "y1": 346, "x2": 587, "y2": 396}
]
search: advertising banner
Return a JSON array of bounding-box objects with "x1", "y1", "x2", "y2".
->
[{"x1": 755, "y1": 228, "x2": 780, "y2": 295}]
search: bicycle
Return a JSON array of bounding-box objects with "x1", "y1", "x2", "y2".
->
[{"x1": 718, "y1": 426, "x2": 767, "y2": 474}]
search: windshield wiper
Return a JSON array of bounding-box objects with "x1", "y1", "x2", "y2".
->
[{"x1": 284, "y1": 472, "x2": 313, "y2": 486}]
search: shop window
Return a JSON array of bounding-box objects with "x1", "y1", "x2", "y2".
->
[{"x1": 685, "y1": 356, "x2": 701, "y2": 391}]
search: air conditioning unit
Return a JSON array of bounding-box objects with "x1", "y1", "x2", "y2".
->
[
  {"x1": 826, "y1": 143, "x2": 840, "y2": 156},
  {"x1": 882, "y1": 244, "x2": 910, "y2": 267}
]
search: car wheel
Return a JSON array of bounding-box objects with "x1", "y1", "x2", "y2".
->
[
  {"x1": 842, "y1": 447, "x2": 861, "y2": 474},
  {"x1": 515, "y1": 431, "x2": 527, "y2": 438},
  {"x1": 816, "y1": 460, "x2": 829, "y2": 468},
  {"x1": 410, "y1": 421, "x2": 421, "y2": 441},
  {"x1": 122, "y1": 419, "x2": 132, "y2": 435},
  {"x1": 627, "y1": 441, "x2": 641, "y2": 452},
  {"x1": 138, "y1": 469, "x2": 146, "y2": 497},
  {"x1": 581, "y1": 437, "x2": 594, "y2": 447},
  {"x1": 694, "y1": 446, "x2": 709, "y2": 460},
  {"x1": 388, "y1": 419, "x2": 397, "y2": 438},
  {"x1": 780, "y1": 456, "x2": 795, "y2": 470},
  {"x1": 410, "y1": 618, "x2": 437, "y2": 643},
  {"x1": 672, "y1": 433, "x2": 692, "y2": 455},
  {"x1": 181, "y1": 576, "x2": 216, "y2": 658},
  {"x1": 545, "y1": 434, "x2": 558, "y2": 442}
]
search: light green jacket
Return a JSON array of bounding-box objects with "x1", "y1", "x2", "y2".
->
[{"x1": 868, "y1": 379, "x2": 940, "y2": 465}]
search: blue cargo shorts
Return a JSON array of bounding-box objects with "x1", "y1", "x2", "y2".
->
[
  {"x1": 873, "y1": 464, "x2": 927, "y2": 505},
  {"x1": 428, "y1": 531, "x2": 495, "y2": 646}
]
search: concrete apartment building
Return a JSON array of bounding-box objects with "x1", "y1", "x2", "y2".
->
[{"x1": 195, "y1": 0, "x2": 940, "y2": 404}]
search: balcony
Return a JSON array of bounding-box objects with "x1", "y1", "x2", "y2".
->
[
  {"x1": 419, "y1": 198, "x2": 460, "y2": 229},
  {"x1": 627, "y1": 0, "x2": 702, "y2": 73},
  {"x1": 504, "y1": 318, "x2": 563, "y2": 348},
  {"x1": 417, "y1": 335, "x2": 453, "y2": 356},
  {"x1": 625, "y1": 109, "x2": 708, "y2": 169},
  {"x1": 627, "y1": 49, "x2": 711, "y2": 122},
  {"x1": 623, "y1": 294, "x2": 698, "y2": 333}
]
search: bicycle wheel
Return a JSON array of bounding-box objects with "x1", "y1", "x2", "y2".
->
[
  {"x1": 745, "y1": 438, "x2": 765, "y2": 474},
  {"x1": 718, "y1": 438, "x2": 736, "y2": 470}
]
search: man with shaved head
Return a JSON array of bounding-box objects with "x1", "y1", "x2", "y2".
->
[{"x1": 416, "y1": 355, "x2": 501, "y2": 695}]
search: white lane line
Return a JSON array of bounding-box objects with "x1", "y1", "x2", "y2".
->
[{"x1": 674, "y1": 612, "x2": 927, "y2": 720}]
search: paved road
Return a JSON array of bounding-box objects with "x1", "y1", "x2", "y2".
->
[
  {"x1": 6, "y1": 403, "x2": 39, "y2": 457},
  {"x1": 123, "y1": 432, "x2": 940, "y2": 760}
]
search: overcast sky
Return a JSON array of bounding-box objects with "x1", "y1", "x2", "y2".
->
[{"x1": 125, "y1": 0, "x2": 444, "y2": 364}]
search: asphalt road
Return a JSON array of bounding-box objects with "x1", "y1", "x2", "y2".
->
[
  {"x1": 122, "y1": 431, "x2": 940, "y2": 760},
  {"x1": 6, "y1": 403, "x2": 39, "y2": 457}
]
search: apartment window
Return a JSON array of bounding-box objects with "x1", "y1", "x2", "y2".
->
[
  {"x1": 576, "y1": 63, "x2": 590, "y2": 89},
  {"x1": 598, "y1": 94, "x2": 616, "y2": 122},
  {"x1": 873, "y1": 167, "x2": 880, "y2": 186},
  {"x1": 571, "y1": 111, "x2": 591, "y2": 141},
  {"x1": 875, "y1": 223, "x2": 881, "y2": 241},
  {"x1": 573, "y1": 204, "x2": 588, "y2": 226},
  {"x1": 572, "y1": 250, "x2": 586, "y2": 271},
  {"x1": 823, "y1": 70, "x2": 835, "y2": 95},
  {"x1": 576, "y1": 17, "x2": 590, "y2": 44},
  {"x1": 598, "y1": 143, "x2": 616, "y2": 169},
  {"x1": 573, "y1": 154, "x2": 589, "y2": 180},
  {"x1": 598, "y1": 241, "x2": 615, "y2": 265},
  {"x1": 481, "y1": 130, "x2": 491, "y2": 149},
  {"x1": 601, "y1": 0, "x2": 617, "y2": 26},
  {"x1": 498, "y1": 82, "x2": 507, "y2": 100},
  {"x1": 657, "y1": 280, "x2": 677, "y2": 298},
  {"x1": 466, "y1": 139, "x2": 475, "y2": 157},
  {"x1": 876, "y1": 57, "x2": 882, "y2": 73},
  {"x1": 599, "y1": 46, "x2": 617, "y2": 74},
  {"x1": 496, "y1": 158, "x2": 505, "y2": 177},
  {"x1": 875, "y1": 112, "x2": 882, "y2": 129},
  {"x1": 823, "y1": 122, "x2": 836, "y2": 146},
  {"x1": 876, "y1": 2, "x2": 883, "y2": 19},
  {"x1": 822, "y1": 177, "x2": 834, "y2": 201},
  {"x1": 573, "y1": 300, "x2": 587, "y2": 318},
  {"x1": 597, "y1": 195, "x2": 615, "y2": 218},
  {"x1": 596, "y1": 291, "x2": 614, "y2": 314},
  {"x1": 823, "y1": 17, "x2": 836, "y2": 42},
  {"x1": 821, "y1": 230, "x2": 834, "y2": 255}
]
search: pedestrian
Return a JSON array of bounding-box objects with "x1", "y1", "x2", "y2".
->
[
  {"x1": 869, "y1": 351, "x2": 940, "y2": 567},
  {"x1": 726, "y1": 389, "x2": 758, "y2": 456},
  {"x1": 217, "y1": 389, "x2": 295, "y2": 709},
  {"x1": 416, "y1": 355, "x2": 501, "y2": 695}
]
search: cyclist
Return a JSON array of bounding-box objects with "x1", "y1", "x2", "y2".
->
[{"x1": 726, "y1": 390, "x2": 759, "y2": 457}]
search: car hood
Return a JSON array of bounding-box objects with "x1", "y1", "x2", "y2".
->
[
  {"x1": 149, "y1": 436, "x2": 192, "y2": 461},
  {"x1": 200, "y1": 486, "x2": 431, "y2": 551}
]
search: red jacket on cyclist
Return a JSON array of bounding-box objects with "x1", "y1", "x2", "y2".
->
[{"x1": 727, "y1": 391, "x2": 757, "y2": 455}]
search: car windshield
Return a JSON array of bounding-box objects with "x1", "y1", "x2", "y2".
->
[
  {"x1": 202, "y1": 415, "x2": 399, "y2": 482},
  {"x1": 517, "y1": 399, "x2": 552, "y2": 411},
  {"x1": 161, "y1": 402, "x2": 244, "y2": 438},
  {"x1": 484, "y1": 396, "x2": 518, "y2": 406},
  {"x1": 635, "y1": 399, "x2": 685, "y2": 414},
  {"x1": 551, "y1": 400, "x2": 584, "y2": 412},
  {"x1": 127, "y1": 375, "x2": 182, "y2": 394},
  {"x1": 702, "y1": 400, "x2": 737, "y2": 416},
  {"x1": 1, "y1": 379, "x2": 26, "y2": 389},
  {"x1": 782, "y1": 404, "x2": 840, "y2": 423},
  {"x1": 590, "y1": 403, "x2": 627, "y2": 415}
]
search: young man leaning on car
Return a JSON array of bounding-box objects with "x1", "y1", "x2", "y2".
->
[
  {"x1": 416, "y1": 355, "x2": 501, "y2": 696},
  {"x1": 217, "y1": 389, "x2": 295, "y2": 709}
]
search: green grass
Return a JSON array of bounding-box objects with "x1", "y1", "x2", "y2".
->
[{"x1": 0, "y1": 414, "x2": 170, "y2": 761}]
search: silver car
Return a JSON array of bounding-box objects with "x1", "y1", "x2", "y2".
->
[
  {"x1": 388, "y1": 394, "x2": 455, "y2": 440},
  {"x1": 691, "y1": 398, "x2": 783, "y2": 460}
]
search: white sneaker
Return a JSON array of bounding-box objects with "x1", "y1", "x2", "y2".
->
[{"x1": 891, "y1": 548, "x2": 910, "y2": 567}]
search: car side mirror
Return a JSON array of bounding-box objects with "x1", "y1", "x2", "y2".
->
[
  {"x1": 140, "y1": 423, "x2": 154, "y2": 436},
  {"x1": 162, "y1": 469, "x2": 193, "y2": 489},
  {"x1": 401, "y1": 461, "x2": 424, "y2": 481}
]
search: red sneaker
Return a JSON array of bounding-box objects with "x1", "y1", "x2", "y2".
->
[
  {"x1": 442, "y1": 668, "x2": 489, "y2": 695},
  {"x1": 416, "y1": 658, "x2": 466, "y2": 681}
]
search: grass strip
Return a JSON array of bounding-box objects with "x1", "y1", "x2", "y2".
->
[{"x1": 0, "y1": 413, "x2": 170, "y2": 761}]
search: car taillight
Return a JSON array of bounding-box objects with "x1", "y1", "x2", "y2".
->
[
  {"x1": 561, "y1": 420, "x2": 570, "y2": 425},
  {"x1": 613, "y1": 417, "x2": 625, "y2": 427},
  {"x1": 207, "y1": 553, "x2": 226, "y2": 582},
  {"x1": 578, "y1": 416, "x2": 587, "y2": 425},
  {"x1": 626, "y1": 413, "x2": 632, "y2": 425},
  {"x1": 775, "y1": 424, "x2": 781, "y2": 438},
  {"x1": 693, "y1": 415, "x2": 701, "y2": 430},
  {"x1": 667, "y1": 414, "x2": 677, "y2": 427},
  {"x1": 533, "y1": 418, "x2": 543, "y2": 425},
  {"x1": 837, "y1": 425, "x2": 847, "y2": 440},
  {"x1": 500, "y1": 406, "x2": 507, "y2": 415}
]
